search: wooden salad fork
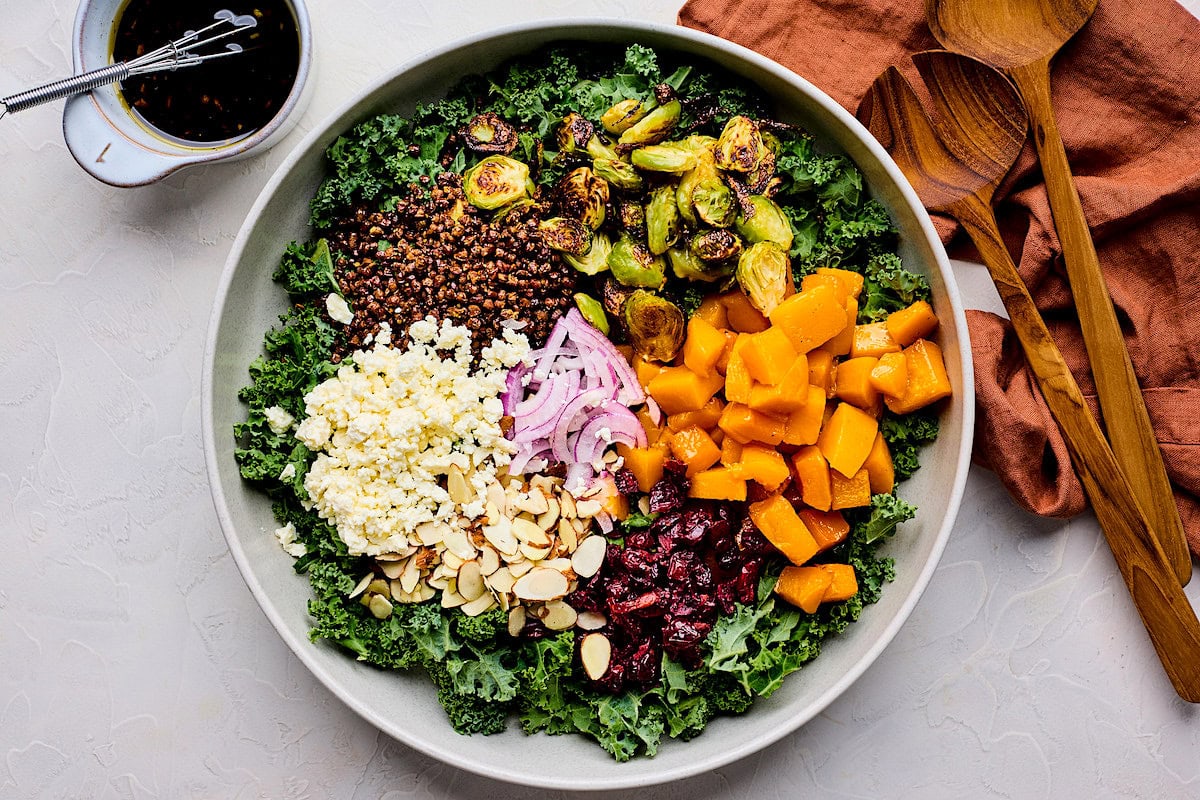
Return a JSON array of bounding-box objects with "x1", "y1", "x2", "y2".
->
[
  {"x1": 857, "y1": 50, "x2": 1200, "y2": 701},
  {"x1": 925, "y1": 0, "x2": 1192, "y2": 586}
]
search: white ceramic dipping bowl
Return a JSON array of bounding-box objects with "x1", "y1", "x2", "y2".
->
[{"x1": 202, "y1": 19, "x2": 974, "y2": 792}]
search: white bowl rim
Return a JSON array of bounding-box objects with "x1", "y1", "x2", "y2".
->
[{"x1": 202, "y1": 16, "x2": 974, "y2": 791}]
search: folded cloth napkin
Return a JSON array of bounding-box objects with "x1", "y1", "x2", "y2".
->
[{"x1": 679, "y1": 0, "x2": 1200, "y2": 555}]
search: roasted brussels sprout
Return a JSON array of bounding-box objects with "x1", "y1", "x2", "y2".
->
[
  {"x1": 593, "y1": 158, "x2": 645, "y2": 192},
  {"x1": 668, "y1": 246, "x2": 732, "y2": 283},
  {"x1": 573, "y1": 292, "x2": 610, "y2": 335},
  {"x1": 736, "y1": 194, "x2": 794, "y2": 251},
  {"x1": 553, "y1": 167, "x2": 609, "y2": 230},
  {"x1": 630, "y1": 143, "x2": 696, "y2": 174},
  {"x1": 690, "y1": 229, "x2": 744, "y2": 263},
  {"x1": 539, "y1": 217, "x2": 594, "y2": 257},
  {"x1": 617, "y1": 201, "x2": 646, "y2": 236},
  {"x1": 556, "y1": 112, "x2": 595, "y2": 154},
  {"x1": 676, "y1": 143, "x2": 720, "y2": 226},
  {"x1": 714, "y1": 115, "x2": 765, "y2": 173},
  {"x1": 618, "y1": 99, "x2": 681, "y2": 147},
  {"x1": 601, "y1": 276, "x2": 637, "y2": 317},
  {"x1": 645, "y1": 186, "x2": 682, "y2": 256},
  {"x1": 563, "y1": 230, "x2": 613, "y2": 276},
  {"x1": 463, "y1": 155, "x2": 531, "y2": 210},
  {"x1": 601, "y1": 99, "x2": 648, "y2": 134},
  {"x1": 692, "y1": 178, "x2": 737, "y2": 228},
  {"x1": 736, "y1": 241, "x2": 792, "y2": 316},
  {"x1": 608, "y1": 234, "x2": 667, "y2": 288},
  {"x1": 743, "y1": 141, "x2": 777, "y2": 193},
  {"x1": 623, "y1": 290, "x2": 686, "y2": 362},
  {"x1": 462, "y1": 112, "x2": 518, "y2": 155}
]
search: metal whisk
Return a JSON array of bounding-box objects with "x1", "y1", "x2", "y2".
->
[{"x1": 0, "y1": 10, "x2": 257, "y2": 121}]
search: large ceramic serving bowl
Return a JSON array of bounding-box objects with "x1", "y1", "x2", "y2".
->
[{"x1": 202, "y1": 19, "x2": 974, "y2": 791}]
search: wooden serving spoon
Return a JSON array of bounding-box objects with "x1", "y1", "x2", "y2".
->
[
  {"x1": 925, "y1": 0, "x2": 1192, "y2": 586},
  {"x1": 857, "y1": 50, "x2": 1200, "y2": 702}
]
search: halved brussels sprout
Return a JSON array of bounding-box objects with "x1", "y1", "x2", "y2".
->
[
  {"x1": 463, "y1": 112, "x2": 518, "y2": 155},
  {"x1": 645, "y1": 186, "x2": 682, "y2": 256},
  {"x1": 668, "y1": 246, "x2": 733, "y2": 283},
  {"x1": 630, "y1": 143, "x2": 696, "y2": 174},
  {"x1": 593, "y1": 158, "x2": 645, "y2": 192},
  {"x1": 676, "y1": 145, "x2": 720, "y2": 226},
  {"x1": 618, "y1": 99, "x2": 681, "y2": 147},
  {"x1": 608, "y1": 234, "x2": 667, "y2": 288},
  {"x1": 714, "y1": 115, "x2": 765, "y2": 173},
  {"x1": 554, "y1": 167, "x2": 609, "y2": 230},
  {"x1": 692, "y1": 178, "x2": 737, "y2": 228},
  {"x1": 736, "y1": 241, "x2": 792, "y2": 316},
  {"x1": 617, "y1": 201, "x2": 646, "y2": 236},
  {"x1": 623, "y1": 290, "x2": 686, "y2": 363},
  {"x1": 573, "y1": 292, "x2": 610, "y2": 335},
  {"x1": 743, "y1": 141, "x2": 777, "y2": 193},
  {"x1": 690, "y1": 229, "x2": 744, "y2": 263},
  {"x1": 601, "y1": 276, "x2": 636, "y2": 317},
  {"x1": 601, "y1": 99, "x2": 648, "y2": 134},
  {"x1": 586, "y1": 135, "x2": 620, "y2": 161},
  {"x1": 463, "y1": 155, "x2": 531, "y2": 210},
  {"x1": 539, "y1": 217, "x2": 594, "y2": 257},
  {"x1": 736, "y1": 194, "x2": 794, "y2": 251},
  {"x1": 564, "y1": 230, "x2": 613, "y2": 276},
  {"x1": 556, "y1": 112, "x2": 595, "y2": 154}
]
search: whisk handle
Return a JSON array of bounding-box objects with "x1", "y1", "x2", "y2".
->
[{"x1": 2, "y1": 62, "x2": 131, "y2": 116}]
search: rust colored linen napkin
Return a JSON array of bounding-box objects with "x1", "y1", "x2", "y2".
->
[{"x1": 679, "y1": 0, "x2": 1200, "y2": 555}]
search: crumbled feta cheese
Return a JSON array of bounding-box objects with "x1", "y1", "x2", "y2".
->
[
  {"x1": 325, "y1": 293, "x2": 354, "y2": 325},
  {"x1": 274, "y1": 522, "x2": 306, "y2": 557},
  {"x1": 278, "y1": 463, "x2": 296, "y2": 482},
  {"x1": 300, "y1": 317, "x2": 530, "y2": 556},
  {"x1": 263, "y1": 405, "x2": 295, "y2": 435},
  {"x1": 375, "y1": 322, "x2": 392, "y2": 347}
]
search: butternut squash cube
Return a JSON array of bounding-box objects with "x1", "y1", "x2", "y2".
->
[
  {"x1": 781, "y1": 386, "x2": 827, "y2": 446},
  {"x1": 790, "y1": 445, "x2": 833, "y2": 512},
  {"x1": 667, "y1": 397, "x2": 725, "y2": 433},
  {"x1": 735, "y1": 444, "x2": 791, "y2": 491},
  {"x1": 720, "y1": 435, "x2": 743, "y2": 466},
  {"x1": 820, "y1": 296, "x2": 858, "y2": 357},
  {"x1": 669, "y1": 424, "x2": 722, "y2": 477},
  {"x1": 748, "y1": 494, "x2": 819, "y2": 566},
  {"x1": 833, "y1": 356, "x2": 881, "y2": 411},
  {"x1": 717, "y1": 402, "x2": 787, "y2": 446},
  {"x1": 819, "y1": 563, "x2": 859, "y2": 602},
  {"x1": 620, "y1": 445, "x2": 666, "y2": 493},
  {"x1": 715, "y1": 330, "x2": 740, "y2": 375},
  {"x1": 648, "y1": 365, "x2": 725, "y2": 416},
  {"x1": 634, "y1": 406, "x2": 661, "y2": 445},
  {"x1": 817, "y1": 402, "x2": 879, "y2": 478},
  {"x1": 683, "y1": 315, "x2": 729, "y2": 377},
  {"x1": 740, "y1": 327, "x2": 799, "y2": 385},
  {"x1": 774, "y1": 565, "x2": 833, "y2": 613},
  {"x1": 723, "y1": 350, "x2": 754, "y2": 405},
  {"x1": 886, "y1": 300, "x2": 939, "y2": 347},
  {"x1": 748, "y1": 358, "x2": 810, "y2": 416},
  {"x1": 693, "y1": 294, "x2": 729, "y2": 330},
  {"x1": 815, "y1": 267, "x2": 865, "y2": 299},
  {"x1": 798, "y1": 508, "x2": 851, "y2": 551},
  {"x1": 634, "y1": 356, "x2": 666, "y2": 388},
  {"x1": 830, "y1": 467, "x2": 872, "y2": 509},
  {"x1": 800, "y1": 272, "x2": 850, "y2": 305},
  {"x1": 807, "y1": 348, "x2": 836, "y2": 397},
  {"x1": 863, "y1": 432, "x2": 895, "y2": 494},
  {"x1": 688, "y1": 466, "x2": 748, "y2": 501},
  {"x1": 768, "y1": 283, "x2": 848, "y2": 353},
  {"x1": 869, "y1": 351, "x2": 908, "y2": 398},
  {"x1": 851, "y1": 321, "x2": 901, "y2": 359},
  {"x1": 885, "y1": 338, "x2": 953, "y2": 414},
  {"x1": 721, "y1": 289, "x2": 771, "y2": 333}
]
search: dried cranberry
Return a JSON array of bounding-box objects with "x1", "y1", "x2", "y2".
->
[
  {"x1": 625, "y1": 529, "x2": 654, "y2": 552},
  {"x1": 648, "y1": 478, "x2": 684, "y2": 514},
  {"x1": 679, "y1": 506, "x2": 710, "y2": 546},
  {"x1": 613, "y1": 467, "x2": 640, "y2": 496},
  {"x1": 627, "y1": 640, "x2": 661, "y2": 684},
  {"x1": 717, "y1": 582, "x2": 739, "y2": 615}
]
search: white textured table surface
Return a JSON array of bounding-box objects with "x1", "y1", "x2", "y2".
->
[{"x1": 3, "y1": 1, "x2": 1199, "y2": 797}]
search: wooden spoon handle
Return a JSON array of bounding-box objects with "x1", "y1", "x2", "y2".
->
[
  {"x1": 1008, "y1": 58, "x2": 1192, "y2": 586},
  {"x1": 955, "y1": 195, "x2": 1200, "y2": 701}
]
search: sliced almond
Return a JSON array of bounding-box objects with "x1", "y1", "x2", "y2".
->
[
  {"x1": 487, "y1": 566, "x2": 516, "y2": 595},
  {"x1": 378, "y1": 559, "x2": 405, "y2": 580},
  {"x1": 557, "y1": 517, "x2": 578, "y2": 551},
  {"x1": 442, "y1": 527, "x2": 477, "y2": 561},
  {"x1": 513, "y1": 489, "x2": 549, "y2": 515},
  {"x1": 478, "y1": 545, "x2": 501, "y2": 576},
  {"x1": 440, "y1": 588, "x2": 467, "y2": 609},
  {"x1": 558, "y1": 491, "x2": 577, "y2": 520},
  {"x1": 400, "y1": 556, "x2": 421, "y2": 594},
  {"x1": 349, "y1": 574, "x2": 374, "y2": 599},
  {"x1": 512, "y1": 567, "x2": 570, "y2": 601},
  {"x1": 571, "y1": 535, "x2": 607, "y2": 579},
  {"x1": 482, "y1": 518, "x2": 519, "y2": 555},
  {"x1": 367, "y1": 578, "x2": 390, "y2": 596},
  {"x1": 580, "y1": 633, "x2": 612, "y2": 680},
  {"x1": 414, "y1": 521, "x2": 446, "y2": 546},
  {"x1": 508, "y1": 559, "x2": 533, "y2": 578},
  {"x1": 460, "y1": 592, "x2": 497, "y2": 617},
  {"x1": 519, "y1": 541, "x2": 551, "y2": 561},
  {"x1": 543, "y1": 557, "x2": 573, "y2": 574},
  {"x1": 512, "y1": 517, "x2": 550, "y2": 547},
  {"x1": 457, "y1": 560, "x2": 485, "y2": 602},
  {"x1": 375, "y1": 552, "x2": 405, "y2": 562},
  {"x1": 446, "y1": 465, "x2": 471, "y2": 504},
  {"x1": 486, "y1": 480, "x2": 507, "y2": 515},
  {"x1": 576, "y1": 610, "x2": 607, "y2": 631},
  {"x1": 537, "y1": 497, "x2": 561, "y2": 530},
  {"x1": 368, "y1": 594, "x2": 394, "y2": 620},
  {"x1": 427, "y1": 574, "x2": 450, "y2": 590},
  {"x1": 507, "y1": 606, "x2": 527, "y2": 637},
  {"x1": 441, "y1": 550, "x2": 465, "y2": 572},
  {"x1": 574, "y1": 499, "x2": 603, "y2": 518},
  {"x1": 417, "y1": 583, "x2": 437, "y2": 602},
  {"x1": 541, "y1": 599, "x2": 579, "y2": 631}
]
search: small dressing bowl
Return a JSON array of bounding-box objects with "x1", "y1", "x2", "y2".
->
[{"x1": 63, "y1": 0, "x2": 313, "y2": 187}]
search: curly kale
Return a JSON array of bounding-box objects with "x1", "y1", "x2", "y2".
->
[
  {"x1": 273, "y1": 239, "x2": 339, "y2": 299},
  {"x1": 880, "y1": 410, "x2": 940, "y2": 481},
  {"x1": 859, "y1": 251, "x2": 931, "y2": 322}
]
